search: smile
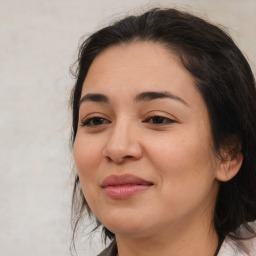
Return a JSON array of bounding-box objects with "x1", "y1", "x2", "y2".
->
[{"x1": 101, "y1": 174, "x2": 153, "y2": 199}]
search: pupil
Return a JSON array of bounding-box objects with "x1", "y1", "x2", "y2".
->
[
  {"x1": 93, "y1": 118, "x2": 103, "y2": 125},
  {"x1": 153, "y1": 116, "x2": 164, "y2": 123}
]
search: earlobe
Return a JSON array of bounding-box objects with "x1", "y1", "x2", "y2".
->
[{"x1": 216, "y1": 152, "x2": 243, "y2": 182}]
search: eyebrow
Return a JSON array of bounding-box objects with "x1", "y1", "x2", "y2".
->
[
  {"x1": 79, "y1": 91, "x2": 188, "y2": 107},
  {"x1": 134, "y1": 91, "x2": 188, "y2": 106},
  {"x1": 79, "y1": 93, "x2": 109, "y2": 106}
]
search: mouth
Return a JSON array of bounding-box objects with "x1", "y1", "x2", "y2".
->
[{"x1": 101, "y1": 174, "x2": 153, "y2": 199}]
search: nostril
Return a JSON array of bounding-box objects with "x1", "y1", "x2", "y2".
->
[
  {"x1": 104, "y1": 154, "x2": 134, "y2": 164},
  {"x1": 102, "y1": 140, "x2": 143, "y2": 163}
]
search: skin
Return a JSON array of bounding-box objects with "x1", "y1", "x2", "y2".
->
[{"x1": 73, "y1": 42, "x2": 242, "y2": 256}]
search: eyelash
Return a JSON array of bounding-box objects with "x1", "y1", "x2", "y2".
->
[
  {"x1": 143, "y1": 115, "x2": 175, "y2": 125},
  {"x1": 81, "y1": 116, "x2": 111, "y2": 127},
  {"x1": 80, "y1": 115, "x2": 175, "y2": 127}
]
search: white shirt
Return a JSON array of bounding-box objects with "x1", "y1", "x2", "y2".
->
[{"x1": 218, "y1": 236, "x2": 256, "y2": 256}]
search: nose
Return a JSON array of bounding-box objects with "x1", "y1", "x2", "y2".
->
[{"x1": 103, "y1": 120, "x2": 143, "y2": 164}]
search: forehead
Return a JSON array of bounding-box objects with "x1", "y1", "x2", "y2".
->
[
  {"x1": 81, "y1": 41, "x2": 203, "y2": 108},
  {"x1": 84, "y1": 42, "x2": 183, "y2": 85}
]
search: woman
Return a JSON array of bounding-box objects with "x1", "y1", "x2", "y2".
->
[{"x1": 70, "y1": 8, "x2": 256, "y2": 255}]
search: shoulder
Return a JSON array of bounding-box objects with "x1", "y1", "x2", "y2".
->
[
  {"x1": 97, "y1": 240, "x2": 117, "y2": 256},
  {"x1": 97, "y1": 224, "x2": 256, "y2": 256},
  {"x1": 218, "y1": 223, "x2": 256, "y2": 256}
]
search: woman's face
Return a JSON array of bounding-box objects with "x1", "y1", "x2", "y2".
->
[{"x1": 73, "y1": 42, "x2": 221, "y2": 238}]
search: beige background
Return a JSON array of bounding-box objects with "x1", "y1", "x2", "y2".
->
[{"x1": 0, "y1": 0, "x2": 255, "y2": 255}]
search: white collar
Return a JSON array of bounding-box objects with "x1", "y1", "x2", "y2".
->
[{"x1": 218, "y1": 236, "x2": 256, "y2": 256}]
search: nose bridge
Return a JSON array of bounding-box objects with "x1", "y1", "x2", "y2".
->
[{"x1": 103, "y1": 116, "x2": 142, "y2": 162}]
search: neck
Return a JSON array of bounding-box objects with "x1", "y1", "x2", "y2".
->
[{"x1": 116, "y1": 215, "x2": 219, "y2": 256}]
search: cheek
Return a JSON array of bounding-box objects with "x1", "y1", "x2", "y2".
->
[
  {"x1": 73, "y1": 134, "x2": 103, "y2": 187},
  {"x1": 145, "y1": 129, "x2": 217, "y2": 190},
  {"x1": 73, "y1": 134, "x2": 106, "y2": 214},
  {"x1": 146, "y1": 136, "x2": 218, "y2": 219}
]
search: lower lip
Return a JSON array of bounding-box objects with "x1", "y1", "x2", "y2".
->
[{"x1": 104, "y1": 185, "x2": 151, "y2": 199}]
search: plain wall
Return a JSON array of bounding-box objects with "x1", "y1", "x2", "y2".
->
[{"x1": 0, "y1": 0, "x2": 255, "y2": 255}]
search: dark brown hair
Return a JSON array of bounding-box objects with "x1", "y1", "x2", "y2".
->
[{"x1": 70, "y1": 7, "x2": 256, "y2": 247}]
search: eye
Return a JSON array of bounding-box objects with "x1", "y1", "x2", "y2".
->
[
  {"x1": 144, "y1": 115, "x2": 175, "y2": 125},
  {"x1": 81, "y1": 117, "x2": 111, "y2": 127}
]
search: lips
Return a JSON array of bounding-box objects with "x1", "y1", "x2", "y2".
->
[{"x1": 101, "y1": 174, "x2": 153, "y2": 199}]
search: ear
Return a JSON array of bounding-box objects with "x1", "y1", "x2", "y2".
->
[{"x1": 215, "y1": 150, "x2": 243, "y2": 182}]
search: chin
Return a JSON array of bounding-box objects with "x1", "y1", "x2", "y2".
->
[{"x1": 98, "y1": 210, "x2": 151, "y2": 237}]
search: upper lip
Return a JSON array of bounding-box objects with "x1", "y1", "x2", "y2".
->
[{"x1": 101, "y1": 174, "x2": 153, "y2": 188}]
